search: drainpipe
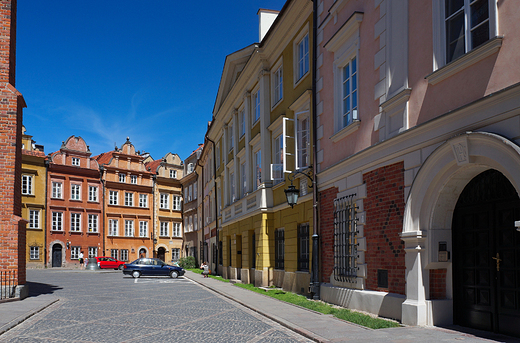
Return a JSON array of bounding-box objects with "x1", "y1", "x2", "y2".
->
[
  {"x1": 310, "y1": 0, "x2": 320, "y2": 300},
  {"x1": 205, "y1": 136, "x2": 219, "y2": 273}
]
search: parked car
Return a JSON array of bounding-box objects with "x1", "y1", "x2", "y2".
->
[
  {"x1": 91, "y1": 256, "x2": 126, "y2": 270},
  {"x1": 123, "y1": 258, "x2": 185, "y2": 278}
]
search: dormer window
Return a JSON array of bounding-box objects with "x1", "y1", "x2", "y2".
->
[
  {"x1": 72, "y1": 158, "x2": 80, "y2": 166},
  {"x1": 170, "y1": 170, "x2": 177, "y2": 178}
]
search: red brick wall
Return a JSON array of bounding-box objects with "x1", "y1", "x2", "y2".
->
[
  {"x1": 363, "y1": 162, "x2": 406, "y2": 295},
  {"x1": 429, "y1": 269, "x2": 447, "y2": 299},
  {"x1": 319, "y1": 186, "x2": 338, "y2": 283}
]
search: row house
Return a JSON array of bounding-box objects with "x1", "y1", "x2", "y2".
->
[
  {"x1": 209, "y1": 0, "x2": 315, "y2": 293},
  {"x1": 46, "y1": 136, "x2": 103, "y2": 267},
  {"x1": 95, "y1": 138, "x2": 154, "y2": 263},
  {"x1": 146, "y1": 153, "x2": 184, "y2": 263},
  {"x1": 316, "y1": 0, "x2": 520, "y2": 336},
  {"x1": 21, "y1": 126, "x2": 46, "y2": 267}
]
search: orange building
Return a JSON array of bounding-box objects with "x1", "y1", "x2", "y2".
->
[
  {"x1": 96, "y1": 138, "x2": 154, "y2": 262},
  {"x1": 46, "y1": 136, "x2": 103, "y2": 267}
]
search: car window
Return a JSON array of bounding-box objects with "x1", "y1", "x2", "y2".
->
[
  {"x1": 107, "y1": 258, "x2": 115, "y2": 262},
  {"x1": 156, "y1": 260, "x2": 166, "y2": 266}
]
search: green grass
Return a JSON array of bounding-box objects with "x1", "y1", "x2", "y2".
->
[
  {"x1": 233, "y1": 283, "x2": 399, "y2": 329},
  {"x1": 187, "y1": 268, "x2": 231, "y2": 282}
]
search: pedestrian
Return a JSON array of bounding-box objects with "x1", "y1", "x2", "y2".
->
[
  {"x1": 78, "y1": 251, "x2": 84, "y2": 270},
  {"x1": 200, "y1": 261, "x2": 209, "y2": 278}
]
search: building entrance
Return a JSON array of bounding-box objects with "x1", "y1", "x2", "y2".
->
[
  {"x1": 52, "y1": 244, "x2": 62, "y2": 267},
  {"x1": 452, "y1": 169, "x2": 520, "y2": 337}
]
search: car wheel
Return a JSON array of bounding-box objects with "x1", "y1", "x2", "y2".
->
[
  {"x1": 132, "y1": 271, "x2": 140, "y2": 278},
  {"x1": 170, "y1": 271, "x2": 179, "y2": 278},
  {"x1": 118, "y1": 265, "x2": 124, "y2": 270}
]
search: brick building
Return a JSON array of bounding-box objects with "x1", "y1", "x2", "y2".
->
[{"x1": 46, "y1": 136, "x2": 102, "y2": 267}]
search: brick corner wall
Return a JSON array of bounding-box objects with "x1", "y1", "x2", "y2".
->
[{"x1": 319, "y1": 186, "x2": 339, "y2": 283}]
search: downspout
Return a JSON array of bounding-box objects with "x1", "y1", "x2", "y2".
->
[
  {"x1": 310, "y1": 0, "x2": 320, "y2": 300},
  {"x1": 205, "y1": 136, "x2": 219, "y2": 273}
]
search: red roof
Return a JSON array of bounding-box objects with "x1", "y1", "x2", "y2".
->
[
  {"x1": 145, "y1": 159, "x2": 162, "y2": 173},
  {"x1": 94, "y1": 151, "x2": 114, "y2": 165},
  {"x1": 22, "y1": 149, "x2": 45, "y2": 158}
]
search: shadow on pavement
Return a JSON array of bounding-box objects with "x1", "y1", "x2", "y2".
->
[
  {"x1": 438, "y1": 325, "x2": 520, "y2": 343},
  {"x1": 26, "y1": 281, "x2": 62, "y2": 297}
]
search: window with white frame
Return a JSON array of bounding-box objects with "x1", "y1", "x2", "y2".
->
[
  {"x1": 252, "y1": 90, "x2": 260, "y2": 124},
  {"x1": 171, "y1": 248, "x2": 180, "y2": 261},
  {"x1": 228, "y1": 122, "x2": 234, "y2": 151},
  {"x1": 172, "y1": 196, "x2": 181, "y2": 210},
  {"x1": 88, "y1": 186, "x2": 98, "y2": 202},
  {"x1": 71, "y1": 184, "x2": 81, "y2": 200},
  {"x1": 22, "y1": 175, "x2": 33, "y2": 195},
  {"x1": 109, "y1": 191, "x2": 118, "y2": 205},
  {"x1": 119, "y1": 174, "x2": 126, "y2": 183},
  {"x1": 111, "y1": 249, "x2": 118, "y2": 260},
  {"x1": 120, "y1": 249, "x2": 129, "y2": 261},
  {"x1": 71, "y1": 157, "x2": 80, "y2": 166},
  {"x1": 273, "y1": 64, "x2": 283, "y2": 105},
  {"x1": 124, "y1": 220, "x2": 134, "y2": 237},
  {"x1": 52, "y1": 212, "x2": 63, "y2": 231},
  {"x1": 229, "y1": 170, "x2": 235, "y2": 203},
  {"x1": 139, "y1": 221, "x2": 148, "y2": 237},
  {"x1": 172, "y1": 222, "x2": 181, "y2": 237},
  {"x1": 297, "y1": 112, "x2": 310, "y2": 169},
  {"x1": 130, "y1": 175, "x2": 137, "y2": 184},
  {"x1": 71, "y1": 246, "x2": 80, "y2": 260},
  {"x1": 272, "y1": 134, "x2": 284, "y2": 184},
  {"x1": 170, "y1": 170, "x2": 177, "y2": 178},
  {"x1": 188, "y1": 185, "x2": 193, "y2": 202},
  {"x1": 194, "y1": 214, "x2": 198, "y2": 231},
  {"x1": 340, "y1": 57, "x2": 358, "y2": 128},
  {"x1": 296, "y1": 33, "x2": 309, "y2": 82},
  {"x1": 139, "y1": 194, "x2": 148, "y2": 208},
  {"x1": 184, "y1": 217, "x2": 188, "y2": 233},
  {"x1": 70, "y1": 213, "x2": 81, "y2": 232},
  {"x1": 194, "y1": 182, "x2": 197, "y2": 200},
  {"x1": 160, "y1": 222, "x2": 169, "y2": 237},
  {"x1": 125, "y1": 192, "x2": 133, "y2": 206},
  {"x1": 217, "y1": 186, "x2": 222, "y2": 215},
  {"x1": 184, "y1": 187, "x2": 188, "y2": 203},
  {"x1": 241, "y1": 161, "x2": 247, "y2": 198},
  {"x1": 254, "y1": 150, "x2": 262, "y2": 190},
  {"x1": 88, "y1": 247, "x2": 97, "y2": 258},
  {"x1": 29, "y1": 209, "x2": 40, "y2": 229},
  {"x1": 239, "y1": 108, "x2": 245, "y2": 138},
  {"x1": 88, "y1": 214, "x2": 98, "y2": 233},
  {"x1": 52, "y1": 181, "x2": 63, "y2": 199},
  {"x1": 108, "y1": 219, "x2": 118, "y2": 236},
  {"x1": 30, "y1": 246, "x2": 40, "y2": 260},
  {"x1": 160, "y1": 193, "x2": 169, "y2": 209}
]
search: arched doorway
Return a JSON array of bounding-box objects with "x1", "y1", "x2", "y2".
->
[
  {"x1": 139, "y1": 248, "x2": 146, "y2": 258},
  {"x1": 157, "y1": 247, "x2": 165, "y2": 262},
  {"x1": 452, "y1": 169, "x2": 520, "y2": 337},
  {"x1": 52, "y1": 244, "x2": 62, "y2": 267}
]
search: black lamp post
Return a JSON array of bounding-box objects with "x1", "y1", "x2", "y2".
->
[{"x1": 284, "y1": 184, "x2": 299, "y2": 208}]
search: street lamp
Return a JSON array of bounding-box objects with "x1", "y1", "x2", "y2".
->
[{"x1": 284, "y1": 166, "x2": 313, "y2": 208}]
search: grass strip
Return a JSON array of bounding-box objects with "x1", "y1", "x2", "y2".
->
[{"x1": 187, "y1": 268, "x2": 231, "y2": 282}]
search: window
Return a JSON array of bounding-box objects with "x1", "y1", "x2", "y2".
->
[
  {"x1": 298, "y1": 223, "x2": 310, "y2": 271},
  {"x1": 139, "y1": 221, "x2": 148, "y2": 237},
  {"x1": 130, "y1": 175, "x2": 137, "y2": 184},
  {"x1": 29, "y1": 209, "x2": 40, "y2": 229},
  {"x1": 171, "y1": 248, "x2": 180, "y2": 261},
  {"x1": 30, "y1": 246, "x2": 39, "y2": 260},
  {"x1": 52, "y1": 212, "x2": 63, "y2": 231},
  {"x1": 88, "y1": 186, "x2": 98, "y2": 202},
  {"x1": 22, "y1": 175, "x2": 33, "y2": 195},
  {"x1": 254, "y1": 150, "x2": 262, "y2": 190},
  {"x1": 172, "y1": 196, "x2": 181, "y2": 210},
  {"x1": 341, "y1": 58, "x2": 358, "y2": 128},
  {"x1": 239, "y1": 109, "x2": 245, "y2": 137},
  {"x1": 71, "y1": 157, "x2": 80, "y2": 166},
  {"x1": 88, "y1": 214, "x2": 98, "y2": 233},
  {"x1": 109, "y1": 191, "x2": 118, "y2": 205},
  {"x1": 252, "y1": 90, "x2": 260, "y2": 124},
  {"x1": 216, "y1": 143, "x2": 221, "y2": 169},
  {"x1": 120, "y1": 249, "x2": 129, "y2": 261},
  {"x1": 125, "y1": 220, "x2": 134, "y2": 237},
  {"x1": 228, "y1": 122, "x2": 234, "y2": 151},
  {"x1": 139, "y1": 194, "x2": 147, "y2": 208},
  {"x1": 297, "y1": 34, "x2": 309, "y2": 81},
  {"x1": 170, "y1": 170, "x2": 177, "y2": 178},
  {"x1": 88, "y1": 247, "x2": 97, "y2": 258},
  {"x1": 300, "y1": 178, "x2": 308, "y2": 197},
  {"x1": 71, "y1": 184, "x2": 81, "y2": 200},
  {"x1": 297, "y1": 113, "x2": 310, "y2": 169},
  {"x1": 108, "y1": 219, "x2": 118, "y2": 236},
  {"x1": 111, "y1": 249, "x2": 118, "y2": 260},
  {"x1": 272, "y1": 134, "x2": 284, "y2": 184},
  {"x1": 160, "y1": 193, "x2": 169, "y2": 209},
  {"x1": 229, "y1": 171, "x2": 235, "y2": 203},
  {"x1": 333, "y1": 195, "x2": 358, "y2": 282},
  {"x1": 119, "y1": 174, "x2": 126, "y2": 183},
  {"x1": 188, "y1": 185, "x2": 193, "y2": 202},
  {"x1": 194, "y1": 182, "x2": 198, "y2": 200},
  {"x1": 194, "y1": 214, "x2": 198, "y2": 231},
  {"x1": 273, "y1": 65, "x2": 283, "y2": 104},
  {"x1": 172, "y1": 222, "x2": 181, "y2": 237},
  {"x1": 160, "y1": 222, "x2": 169, "y2": 237},
  {"x1": 125, "y1": 192, "x2": 133, "y2": 206},
  {"x1": 70, "y1": 213, "x2": 81, "y2": 232},
  {"x1": 71, "y1": 246, "x2": 80, "y2": 260},
  {"x1": 241, "y1": 162, "x2": 247, "y2": 198},
  {"x1": 52, "y1": 181, "x2": 63, "y2": 199},
  {"x1": 275, "y1": 228, "x2": 284, "y2": 270}
]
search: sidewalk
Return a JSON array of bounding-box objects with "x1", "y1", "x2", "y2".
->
[
  {"x1": 184, "y1": 271, "x2": 520, "y2": 343},
  {"x1": 0, "y1": 294, "x2": 58, "y2": 335}
]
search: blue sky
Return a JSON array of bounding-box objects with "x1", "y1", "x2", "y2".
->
[{"x1": 17, "y1": 1, "x2": 285, "y2": 160}]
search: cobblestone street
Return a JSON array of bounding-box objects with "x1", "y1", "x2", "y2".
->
[{"x1": 0, "y1": 269, "x2": 311, "y2": 342}]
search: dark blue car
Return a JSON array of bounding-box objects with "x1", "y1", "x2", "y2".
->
[{"x1": 123, "y1": 258, "x2": 185, "y2": 278}]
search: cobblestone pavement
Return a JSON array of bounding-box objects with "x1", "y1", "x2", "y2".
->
[{"x1": 0, "y1": 269, "x2": 312, "y2": 342}]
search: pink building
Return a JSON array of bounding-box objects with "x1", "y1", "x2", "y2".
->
[{"x1": 316, "y1": 0, "x2": 520, "y2": 335}]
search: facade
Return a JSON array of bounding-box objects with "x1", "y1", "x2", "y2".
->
[
  {"x1": 46, "y1": 136, "x2": 103, "y2": 267},
  {"x1": 209, "y1": 0, "x2": 315, "y2": 293},
  {"x1": 316, "y1": 0, "x2": 520, "y2": 336},
  {"x1": 180, "y1": 145, "x2": 203, "y2": 264},
  {"x1": 21, "y1": 127, "x2": 46, "y2": 267},
  {"x1": 146, "y1": 153, "x2": 184, "y2": 263},
  {"x1": 96, "y1": 139, "x2": 154, "y2": 262}
]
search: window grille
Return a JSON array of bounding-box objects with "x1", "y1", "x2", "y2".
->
[{"x1": 333, "y1": 194, "x2": 358, "y2": 282}]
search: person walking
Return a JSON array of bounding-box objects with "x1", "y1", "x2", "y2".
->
[
  {"x1": 78, "y1": 251, "x2": 84, "y2": 270},
  {"x1": 201, "y1": 261, "x2": 209, "y2": 278}
]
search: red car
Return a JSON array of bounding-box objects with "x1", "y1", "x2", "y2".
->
[{"x1": 92, "y1": 256, "x2": 125, "y2": 270}]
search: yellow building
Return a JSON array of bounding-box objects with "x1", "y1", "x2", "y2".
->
[
  {"x1": 21, "y1": 126, "x2": 46, "y2": 267},
  {"x1": 146, "y1": 153, "x2": 184, "y2": 262},
  {"x1": 208, "y1": 0, "x2": 314, "y2": 295}
]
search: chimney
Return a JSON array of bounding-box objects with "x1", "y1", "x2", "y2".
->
[{"x1": 258, "y1": 9, "x2": 279, "y2": 42}]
